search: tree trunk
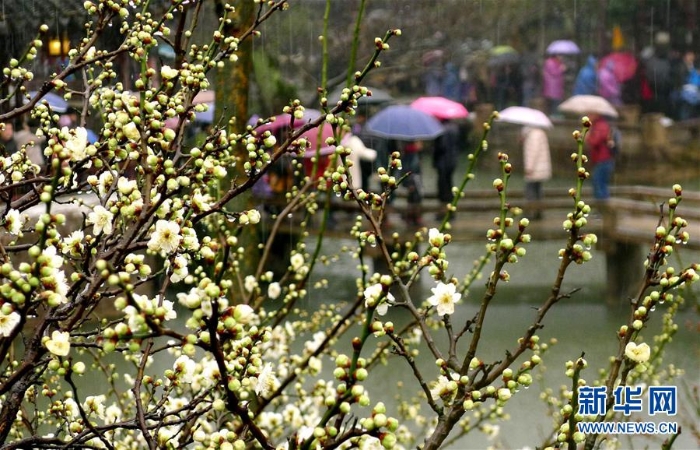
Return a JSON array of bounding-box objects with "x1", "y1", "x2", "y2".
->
[{"x1": 214, "y1": 0, "x2": 259, "y2": 301}]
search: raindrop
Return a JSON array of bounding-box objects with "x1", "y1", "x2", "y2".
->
[
  {"x1": 335, "y1": 192, "x2": 341, "y2": 197},
  {"x1": 287, "y1": 213, "x2": 293, "y2": 219},
  {"x1": 650, "y1": 305, "x2": 657, "y2": 312},
  {"x1": 370, "y1": 241, "x2": 377, "y2": 248}
]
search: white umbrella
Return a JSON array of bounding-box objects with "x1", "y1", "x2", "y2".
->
[
  {"x1": 497, "y1": 106, "x2": 552, "y2": 129},
  {"x1": 558, "y1": 95, "x2": 619, "y2": 118}
]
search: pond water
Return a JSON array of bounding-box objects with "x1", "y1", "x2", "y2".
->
[{"x1": 305, "y1": 239, "x2": 700, "y2": 449}]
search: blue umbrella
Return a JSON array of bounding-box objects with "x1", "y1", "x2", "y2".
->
[
  {"x1": 26, "y1": 91, "x2": 69, "y2": 113},
  {"x1": 364, "y1": 105, "x2": 445, "y2": 140},
  {"x1": 86, "y1": 129, "x2": 99, "y2": 144},
  {"x1": 194, "y1": 102, "x2": 214, "y2": 123}
]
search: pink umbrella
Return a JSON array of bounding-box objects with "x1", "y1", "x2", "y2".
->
[
  {"x1": 193, "y1": 90, "x2": 215, "y2": 104},
  {"x1": 256, "y1": 109, "x2": 323, "y2": 133},
  {"x1": 599, "y1": 52, "x2": 638, "y2": 82},
  {"x1": 411, "y1": 96, "x2": 468, "y2": 120}
]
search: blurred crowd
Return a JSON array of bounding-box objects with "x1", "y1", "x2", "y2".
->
[{"x1": 422, "y1": 42, "x2": 700, "y2": 122}]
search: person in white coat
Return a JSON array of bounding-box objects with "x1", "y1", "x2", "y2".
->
[
  {"x1": 522, "y1": 126, "x2": 552, "y2": 220},
  {"x1": 341, "y1": 134, "x2": 377, "y2": 191}
]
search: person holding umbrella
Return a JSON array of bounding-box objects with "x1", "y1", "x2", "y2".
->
[
  {"x1": 573, "y1": 55, "x2": 599, "y2": 96},
  {"x1": 409, "y1": 97, "x2": 468, "y2": 222},
  {"x1": 364, "y1": 104, "x2": 446, "y2": 227},
  {"x1": 433, "y1": 119, "x2": 461, "y2": 220},
  {"x1": 521, "y1": 125, "x2": 552, "y2": 221},
  {"x1": 496, "y1": 106, "x2": 553, "y2": 221},
  {"x1": 542, "y1": 54, "x2": 567, "y2": 115},
  {"x1": 585, "y1": 113, "x2": 616, "y2": 204}
]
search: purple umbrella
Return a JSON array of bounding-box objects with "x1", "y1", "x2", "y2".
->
[
  {"x1": 364, "y1": 105, "x2": 444, "y2": 141},
  {"x1": 546, "y1": 40, "x2": 580, "y2": 55}
]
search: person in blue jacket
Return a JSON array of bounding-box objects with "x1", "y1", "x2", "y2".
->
[{"x1": 573, "y1": 55, "x2": 598, "y2": 96}]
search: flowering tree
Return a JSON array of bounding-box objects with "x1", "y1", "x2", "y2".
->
[{"x1": 0, "y1": 1, "x2": 697, "y2": 449}]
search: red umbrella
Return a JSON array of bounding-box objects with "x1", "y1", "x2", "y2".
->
[
  {"x1": 599, "y1": 52, "x2": 638, "y2": 82},
  {"x1": 300, "y1": 122, "x2": 335, "y2": 177},
  {"x1": 300, "y1": 122, "x2": 335, "y2": 158},
  {"x1": 410, "y1": 96, "x2": 468, "y2": 120}
]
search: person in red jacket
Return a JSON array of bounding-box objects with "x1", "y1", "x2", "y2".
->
[{"x1": 585, "y1": 114, "x2": 615, "y2": 201}]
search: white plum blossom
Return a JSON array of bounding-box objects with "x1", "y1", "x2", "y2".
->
[
  {"x1": 173, "y1": 355, "x2": 197, "y2": 383},
  {"x1": 233, "y1": 304, "x2": 255, "y2": 324},
  {"x1": 482, "y1": 423, "x2": 501, "y2": 440},
  {"x1": 200, "y1": 359, "x2": 221, "y2": 389},
  {"x1": 0, "y1": 311, "x2": 21, "y2": 337},
  {"x1": 363, "y1": 283, "x2": 394, "y2": 316},
  {"x1": 47, "y1": 270, "x2": 70, "y2": 304},
  {"x1": 177, "y1": 288, "x2": 201, "y2": 309},
  {"x1": 200, "y1": 298, "x2": 213, "y2": 318},
  {"x1": 160, "y1": 300, "x2": 177, "y2": 321},
  {"x1": 96, "y1": 170, "x2": 115, "y2": 196},
  {"x1": 84, "y1": 395, "x2": 106, "y2": 419},
  {"x1": 247, "y1": 209, "x2": 261, "y2": 224},
  {"x1": 497, "y1": 388, "x2": 512, "y2": 401},
  {"x1": 268, "y1": 282, "x2": 281, "y2": 299},
  {"x1": 359, "y1": 436, "x2": 384, "y2": 450},
  {"x1": 41, "y1": 246, "x2": 64, "y2": 269},
  {"x1": 181, "y1": 226, "x2": 200, "y2": 251},
  {"x1": 430, "y1": 373, "x2": 459, "y2": 401},
  {"x1": 625, "y1": 342, "x2": 651, "y2": 363},
  {"x1": 427, "y1": 281, "x2": 461, "y2": 316},
  {"x1": 4, "y1": 209, "x2": 23, "y2": 235},
  {"x1": 148, "y1": 220, "x2": 182, "y2": 255},
  {"x1": 160, "y1": 65, "x2": 179, "y2": 80},
  {"x1": 63, "y1": 127, "x2": 90, "y2": 163},
  {"x1": 244, "y1": 275, "x2": 258, "y2": 293},
  {"x1": 61, "y1": 230, "x2": 84, "y2": 256},
  {"x1": 87, "y1": 205, "x2": 114, "y2": 235},
  {"x1": 428, "y1": 228, "x2": 446, "y2": 247},
  {"x1": 122, "y1": 305, "x2": 145, "y2": 332},
  {"x1": 39, "y1": 247, "x2": 69, "y2": 303},
  {"x1": 290, "y1": 253, "x2": 304, "y2": 271},
  {"x1": 104, "y1": 404, "x2": 122, "y2": 424},
  {"x1": 62, "y1": 397, "x2": 80, "y2": 420},
  {"x1": 122, "y1": 122, "x2": 140, "y2": 141},
  {"x1": 254, "y1": 363, "x2": 279, "y2": 398},
  {"x1": 117, "y1": 176, "x2": 137, "y2": 195},
  {"x1": 45, "y1": 330, "x2": 70, "y2": 356},
  {"x1": 304, "y1": 331, "x2": 327, "y2": 353},
  {"x1": 169, "y1": 254, "x2": 189, "y2": 283},
  {"x1": 191, "y1": 190, "x2": 211, "y2": 213}
]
